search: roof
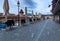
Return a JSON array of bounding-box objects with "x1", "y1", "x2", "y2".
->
[{"x1": 19, "y1": 9, "x2": 24, "y2": 13}]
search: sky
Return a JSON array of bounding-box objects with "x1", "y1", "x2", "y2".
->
[{"x1": 0, "y1": 0, "x2": 52, "y2": 15}]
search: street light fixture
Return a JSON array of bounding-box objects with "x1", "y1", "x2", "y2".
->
[{"x1": 17, "y1": 0, "x2": 20, "y2": 26}]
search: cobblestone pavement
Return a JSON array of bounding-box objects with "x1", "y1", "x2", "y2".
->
[{"x1": 0, "y1": 19, "x2": 60, "y2": 41}]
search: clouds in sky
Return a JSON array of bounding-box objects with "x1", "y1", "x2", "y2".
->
[
  {"x1": 33, "y1": 0, "x2": 52, "y2": 14},
  {"x1": 23, "y1": 0, "x2": 37, "y2": 8},
  {"x1": 0, "y1": 0, "x2": 52, "y2": 15}
]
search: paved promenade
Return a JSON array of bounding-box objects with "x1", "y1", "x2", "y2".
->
[{"x1": 0, "y1": 19, "x2": 60, "y2": 41}]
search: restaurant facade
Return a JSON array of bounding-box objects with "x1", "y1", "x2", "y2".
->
[{"x1": 52, "y1": 0, "x2": 60, "y2": 23}]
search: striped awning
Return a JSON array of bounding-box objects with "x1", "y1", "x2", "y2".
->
[{"x1": 3, "y1": 0, "x2": 9, "y2": 12}]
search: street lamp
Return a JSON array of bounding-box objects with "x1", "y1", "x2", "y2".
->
[{"x1": 17, "y1": 0, "x2": 20, "y2": 26}]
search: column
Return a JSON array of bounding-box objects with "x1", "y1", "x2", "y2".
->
[
  {"x1": 25, "y1": 7, "x2": 29, "y2": 24},
  {"x1": 32, "y1": 10, "x2": 34, "y2": 23}
]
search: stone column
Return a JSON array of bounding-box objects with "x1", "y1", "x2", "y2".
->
[
  {"x1": 25, "y1": 7, "x2": 29, "y2": 24},
  {"x1": 32, "y1": 10, "x2": 34, "y2": 23},
  {"x1": 25, "y1": 7, "x2": 27, "y2": 23},
  {"x1": 35, "y1": 12, "x2": 37, "y2": 21}
]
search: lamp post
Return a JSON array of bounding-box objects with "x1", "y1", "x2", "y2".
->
[{"x1": 17, "y1": 0, "x2": 20, "y2": 26}]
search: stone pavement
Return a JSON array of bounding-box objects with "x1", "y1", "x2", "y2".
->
[
  {"x1": 0, "y1": 19, "x2": 60, "y2": 41},
  {"x1": 38, "y1": 19, "x2": 60, "y2": 41}
]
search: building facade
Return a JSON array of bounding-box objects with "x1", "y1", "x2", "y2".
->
[{"x1": 52, "y1": 0, "x2": 60, "y2": 23}]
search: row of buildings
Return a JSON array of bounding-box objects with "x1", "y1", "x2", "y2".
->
[
  {"x1": 1, "y1": 0, "x2": 53, "y2": 26},
  {"x1": 52, "y1": 0, "x2": 60, "y2": 23},
  {"x1": 0, "y1": 8, "x2": 41, "y2": 24},
  {"x1": 1, "y1": 0, "x2": 42, "y2": 26}
]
